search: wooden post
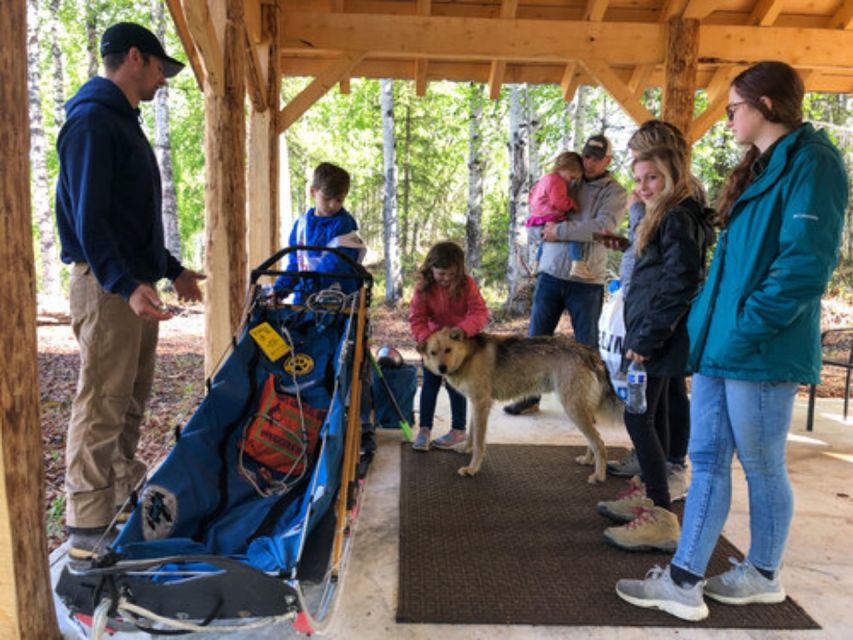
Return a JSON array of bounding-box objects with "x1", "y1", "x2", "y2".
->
[
  {"x1": 0, "y1": 2, "x2": 60, "y2": 637},
  {"x1": 203, "y1": 0, "x2": 247, "y2": 375},
  {"x1": 662, "y1": 17, "x2": 699, "y2": 143},
  {"x1": 247, "y1": 2, "x2": 280, "y2": 273}
]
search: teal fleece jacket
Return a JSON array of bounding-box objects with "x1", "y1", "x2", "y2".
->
[{"x1": 687, "y1": 124, "x2": 849, "y2": 384}]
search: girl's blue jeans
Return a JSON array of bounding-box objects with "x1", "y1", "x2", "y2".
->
[
  {"x1": 673, "y1": 373, "x2": 798, "y2": 577},
  {"x1": 418, "y1": 366, "x2": 467, "y2": 430}
]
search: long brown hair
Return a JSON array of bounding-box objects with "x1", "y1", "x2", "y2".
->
[
  {"x1": 716, "y1": 61, "x2": 804, "y2": 226},
  {"x1": 416, "y1": 241, "x2": 468, "y2": 299},
  {"x1": 633, "y1": 147, "x2": 692, "y2": 255}
]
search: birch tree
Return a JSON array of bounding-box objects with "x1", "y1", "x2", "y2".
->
[
  {"x1": 153, "y1": 0, "x2": 181, "y2": 263},
  {"x1": 465, "y1": 83, "x2": 484, "y2": 278},
  {"x1": 28, "y1": 0, "x2": 62, "y2": 296},
  {"x1": 49, "y1": 0, "x2": 65, "y2": 129},
  {"x1": 380, "y1": 79, "x2": 402, "y2": 304},
  {"x1": 505, "y1": 84, "x2": 530, "y2": 310}
]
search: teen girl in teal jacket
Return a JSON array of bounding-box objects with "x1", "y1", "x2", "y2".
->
[{"x1": 616, "y1": 61, "x2": 849, "y2": 623}]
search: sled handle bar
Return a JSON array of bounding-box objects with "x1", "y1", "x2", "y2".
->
[{"x1": 250, "y1": 245, "x2": 372, "y2": 285}]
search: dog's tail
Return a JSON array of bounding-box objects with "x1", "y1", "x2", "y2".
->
[{"x1": 594, "y1": 360, "x2": 624, "y2": 427}]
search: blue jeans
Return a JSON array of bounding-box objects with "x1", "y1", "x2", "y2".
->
[
  {"x1": 673, "y1": 374, "x2": 798, "y2": 576},
  {"x1": 529, "y1": 273, "x2": 604, "y2": 348},
  {"x1": 419, "y1": 366, "x2": 467, "y2": 430}
]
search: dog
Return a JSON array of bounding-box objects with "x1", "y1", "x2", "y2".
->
[{"x1": 418, "y1": 328, "x2": 621, "y2": 483}]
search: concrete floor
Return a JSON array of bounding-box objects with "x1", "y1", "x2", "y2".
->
[{"x1": 53, "y1": 394, "x2": 853, "y2": 639}]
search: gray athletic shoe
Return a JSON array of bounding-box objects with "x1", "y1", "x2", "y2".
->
[
  {"x1": 412, "y1": 427, "x2": 431, "y2": 451},
  {"x1": 607, "y1": 449, "x2": 641, "y2": 477},
  {"x1": 616, "y1": 564, "x2": 709, "y2": 622},
  {"x1": 704, "y1": 557, "x2": 786, "y2": 605}
]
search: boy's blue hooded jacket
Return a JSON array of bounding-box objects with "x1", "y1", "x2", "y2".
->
[{"x1": 55, "y1": 77, "x2": 182, "y2": 300}]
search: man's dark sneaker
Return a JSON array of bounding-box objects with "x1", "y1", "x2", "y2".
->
[
  {"x1": 503, "y1": 396, "x2": 540, "y2": 416},
  {"x1": 68, "y1": 527, "x2": 118, "y2": 560}
]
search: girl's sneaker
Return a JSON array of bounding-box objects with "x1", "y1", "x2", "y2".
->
[
  {"x1": 431, "y1": 429, "x2": 466, "y2": 450},
  {"x1": 412, "y1": 427, "x2": 431, "y2": 451}
]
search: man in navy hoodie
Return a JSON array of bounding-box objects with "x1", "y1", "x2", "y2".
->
[{"x1": 55, "y1": 22, "x2": 204, "y2": 559}]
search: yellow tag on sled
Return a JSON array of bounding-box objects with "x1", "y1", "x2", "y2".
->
[{"x1": 249, "y1": 322, "x2": 291, "y2": 362}]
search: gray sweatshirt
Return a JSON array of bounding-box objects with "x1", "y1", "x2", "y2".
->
[{"x1": 537, "y1": 172, "x2": 627, "y2": 285}]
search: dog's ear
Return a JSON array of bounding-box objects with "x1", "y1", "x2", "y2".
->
[
  {"x1": 449, "y1": 328, "x2": 465, "y2": 341},
  {"x1": 416, "y1": 341, "x2": 427, "y2": 354}
]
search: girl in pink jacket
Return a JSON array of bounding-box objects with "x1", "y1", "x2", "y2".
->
[
  {"x1": 527, "y1": 151, "x2": 585, "y2": 262},
  {"x1": 410, "y1": 242, "x2": 489, "y2": 451}
]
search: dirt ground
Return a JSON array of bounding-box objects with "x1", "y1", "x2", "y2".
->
[{"x1": 37, "y1": 297, "x2": 853, "y2": 552}]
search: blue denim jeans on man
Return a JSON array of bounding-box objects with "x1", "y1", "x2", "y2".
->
[
  {"x1": 528, "y1": 273, "x2": 603, "y2": 347},
  {"x1": 673, "y1": 374, "x2": 798, "y2": 576}
]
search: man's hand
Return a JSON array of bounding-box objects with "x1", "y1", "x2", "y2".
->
[
  {"x1": 129, "y1": 284, "x2": 172, "y2": 320},
  {"x1": 593, "y1": 231, "x2": 630, "y2": 251},
  {"x1": 542, "y1": 222, "x2": 559, "y2": 242},
  {"x1": 173, "y1": 269, "x2": 206, "y2": 302},
  {"x1": 626, "y1": 349, "x2": 648, "y2": 364}
]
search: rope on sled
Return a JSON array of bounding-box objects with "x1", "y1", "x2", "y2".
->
[{"x1": 115, "y1": 598, "x2": 296, "y2": 634}]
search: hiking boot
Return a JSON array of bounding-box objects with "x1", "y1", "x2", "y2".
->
[
  {"x1": 668, "y1": 463, "x2": 690, "y2": 502},
  {"x1": 616, "y1": 564, "x2": 709, "y2": 622},
  {"x1": 704, "y1": 557, "x2": 786, "y2": 605},
  {"x1": 503, "y1": 396, "x2": 540, "y2": 416},
  {"x1": 607, "y1": 449, "x2": 641, "y2": 477},
  {"x1": 431, "y1": 429, "x2": 466, "y2": 450},
  {"x1": 412, "y1": 427, "x2": 431, "y2": 451},
  {"x1": 115, "y1": 502, "x2": 134, "y2": 524},
  {"x1": 604, "y1": 505, "x2": 680, "y2": 553},
  {"x1": 68, "y1": 527, "x2": 118, "y2": 560},
  {"x1": 597, "y1": 480, "x2": 652, "y2": 522}
]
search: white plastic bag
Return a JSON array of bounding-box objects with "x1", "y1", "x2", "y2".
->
[{"x1": 598, "y1": 287, "x2": 628, "y2": 403}]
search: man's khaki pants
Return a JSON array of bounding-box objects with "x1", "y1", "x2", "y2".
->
[{"x1": 65, "y1": 264, "x2": 158, "y2": 529}]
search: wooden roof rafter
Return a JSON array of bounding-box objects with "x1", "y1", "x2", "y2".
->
[{"x1": 486, "y1": 0, "x2": 520, "y2": 100}]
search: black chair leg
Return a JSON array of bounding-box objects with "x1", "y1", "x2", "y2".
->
[{"x1": 807, "y1": 383, "x2": 816, "y2": 432}]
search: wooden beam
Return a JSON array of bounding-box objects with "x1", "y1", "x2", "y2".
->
[
  {"x1": 165, "y1": 0, "x2": 205, "y2": 90},
  {"x1": 578, "y1": 58, "x2": 655, "y2": 124},
  {"x1": 244, "y1": 0, "x2": 262, "y2": 43},
  {"x1": 414, "y1": 0, "x2": 431, "y2": 96},
  {"x1": 662, "y1": 18, "x2": 699, "y2": 140},
  {"x1": 278, "y1": 52, "x2": 367, "y2": 132},
  {"x1": 627, "y1": 63, "x2": 655, "y2": 96},
  {"x1": 704, "y1": 64, "x2": 744, "y2": 103},
  {"x1": 827, "y1": 0, "x2": 853, "y2": 30},
  {"x1": 584, "y1": 0, "x2": 609, "y2": 22},
  {"x1": 747, "y1": 0, "x2": 784, "y2": 27},
  {"x1": 659, "y1": 0, "x2": 689, "y2": 22},
  {"x1": 204, "y1": 0, "x2": 247, "y2": 373},
  {"x1": 699, "y1": 24, "x2": 853, "y2": 70},
  {"x1": 244, "y1": 24, "x2": 268, "y2": 112},
  {"x1": 183, "y1": 0, "x2": 225, "y2": 93},
  {"x1": 487, "y1": 0, "x2": 519, "y2": 99},
  {"x1": 560, "y1": 59, "x2": 580, "y2": 102},
  {"x1": 280, "y1": 12, "x2": 665, "y2": 65},
  {"x1": 683, "y1": 0, "x2": 717, "y2": 20},
  {"x1": 0, "y1": 3, "x2": 61, "y2": 638},
  {"x1": 340, "y1": 77, "x2": 351, "y2": 94},
  {"x1": 248, "y1": 1, "x2": 280, "y2": 275}
]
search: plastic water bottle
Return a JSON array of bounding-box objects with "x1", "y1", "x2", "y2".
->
[{"x1": 625, "y1": 361, "x2": 647, "y2": 414}]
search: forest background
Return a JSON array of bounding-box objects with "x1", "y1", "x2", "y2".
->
[{"x1": 27, "y1": 0, "x2": 853, "y2": 310}]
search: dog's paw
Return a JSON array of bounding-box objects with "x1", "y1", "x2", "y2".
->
[
  {"x1": 457, "y1": 465, "x2": 479, "y2": 477},
  {"x1": 587, "y1": 470, "x2": 606, "y2": 484},
  {"x1": 575, "y1": 453, "x2": 594, "y2": 466}
]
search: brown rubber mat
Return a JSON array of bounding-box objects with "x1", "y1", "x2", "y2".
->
[{"x1": 397, "y1": 444, "x2": 818, "y2": 629}]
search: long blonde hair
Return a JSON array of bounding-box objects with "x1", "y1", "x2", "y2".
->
[{"x1": 633, "y1": 147, "x2": 692, "y2": 256}]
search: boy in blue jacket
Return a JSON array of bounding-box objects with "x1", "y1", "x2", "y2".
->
[{"x1": 274, "y1": 162, "x2": 366, "y2": 300}]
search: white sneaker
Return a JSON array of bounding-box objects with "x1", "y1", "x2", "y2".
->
[
  {"x1": 616, "y1": 564, "x2": 709, "y2": 622},
  {"x1": 704, "y1": 557, "x2": 786, "y2": 605}
]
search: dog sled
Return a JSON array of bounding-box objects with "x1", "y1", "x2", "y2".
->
[{"x1": 56, "y1": 246, "x2": 373, "y2": 636}]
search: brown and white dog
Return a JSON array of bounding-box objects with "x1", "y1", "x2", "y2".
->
[{"x1": 418, "y1": 328, "x2": 621, "y2": 482}]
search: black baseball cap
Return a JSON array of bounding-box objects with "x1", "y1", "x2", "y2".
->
[
  {"x1": 100, "y1": 22, "x2": 185, "y2": 78},
  {"x1": 582, "y1": 134, "x2": 613, "y2": 160}
]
